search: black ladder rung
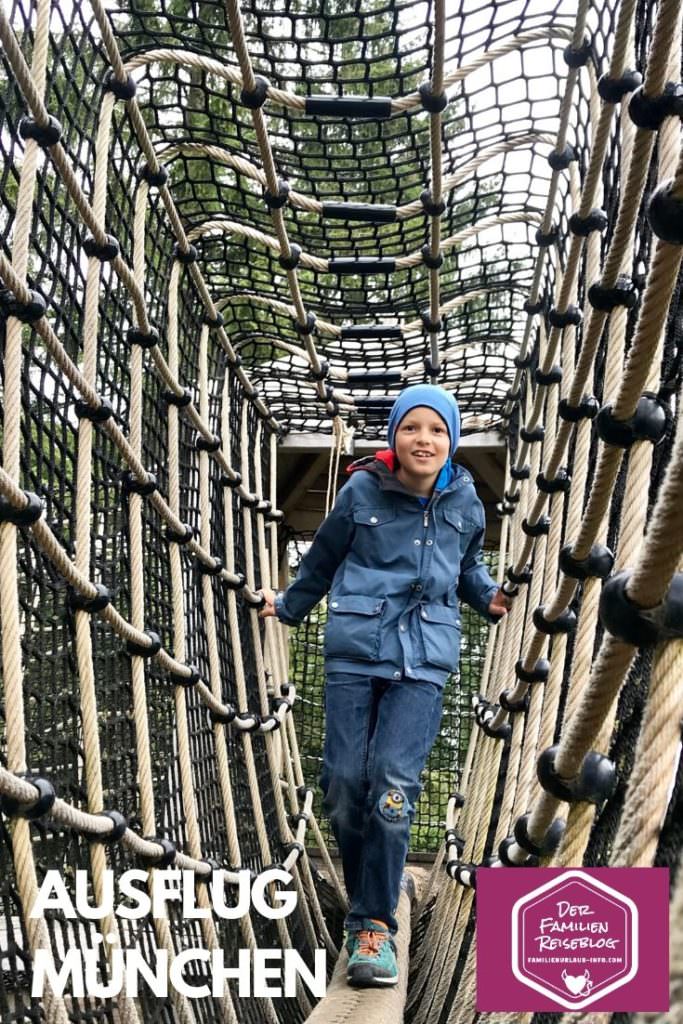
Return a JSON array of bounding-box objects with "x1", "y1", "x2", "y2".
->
[
  {"x1": 341, "y1": 325, "x2": 403, "y2": 341},
  {"x1": 322, "y1": 202, "x2": 397, "y2": 224},
  {"x1": 346, "y1": 371, "x2": 403, "y2": 386},
  {"x1": 354, "y1": 396, "x2": 396, "y2": 409},
  {"x1": 329, "y1": 257, "x2": 396, "y2": 275},
  {"x1": 305, "y1": 95, "x2": 392, "y2": 119}
]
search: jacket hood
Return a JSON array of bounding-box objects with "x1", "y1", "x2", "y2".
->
[{"x1": 347, "y1": 449, "x2": 397, "y2": 474}]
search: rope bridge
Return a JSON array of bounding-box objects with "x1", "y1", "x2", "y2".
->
[{"x1": 0, "y1": 0, "x2": 681, "y2": 1021}]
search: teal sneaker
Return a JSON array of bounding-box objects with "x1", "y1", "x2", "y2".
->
[{"x1": 346, "y1": 919, "x2": 398, "y2": 987}]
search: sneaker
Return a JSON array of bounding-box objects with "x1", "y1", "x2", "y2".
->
[{"x1": 346, "y1": 919, "x2": 398, "y2": 987}]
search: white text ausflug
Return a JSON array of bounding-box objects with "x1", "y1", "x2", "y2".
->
[{"x1": 30, "y1": 868, "x2": 327, "y2": 999}]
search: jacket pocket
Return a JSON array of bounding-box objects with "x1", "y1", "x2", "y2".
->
[
  {"x1": 325, "y1": 594, "x2": 386, "y2": 661},
  {"x1": 444, "y1": 507, "x2": 479, "y2": 536},
  {"x1": 418, "y1": 602, "x2": 461, "y2": 671},
  {"x1": 443, "y1": 507, "x2": 478, "y2": 565},
  {"x1": 352, "y1": 507, "x2": 396, "y2": 527}
]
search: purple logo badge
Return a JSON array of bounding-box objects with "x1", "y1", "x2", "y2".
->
[
  {"x1": 476, "y1": 867, "x2": 669, "y2": 1011},
  {"x1": 512, "y1": 870, "x2": 637, "y2": 1008}
]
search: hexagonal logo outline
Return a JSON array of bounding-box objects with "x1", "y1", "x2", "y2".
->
[
  {"x1": 511, "y1": 869, "x2": 638, "y2": 1009},
  {"x1": 521, "y1": 883, "x2": 631, "y2": 993}
]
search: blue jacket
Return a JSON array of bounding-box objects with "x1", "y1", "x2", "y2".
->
[{"x1": 275, "y1": 456, "x2": 500, "y2": 686}]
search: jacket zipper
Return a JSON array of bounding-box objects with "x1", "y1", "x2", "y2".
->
[{"x1": 416, "y1": 508, "x2": 430, "y2": 582}]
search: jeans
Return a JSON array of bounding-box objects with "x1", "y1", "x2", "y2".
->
[{"x1": 320, "y1": 673, "x2": 444, "y2": 934}]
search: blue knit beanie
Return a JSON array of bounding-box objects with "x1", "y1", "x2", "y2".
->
[{"x1": 386, "y1": 384, "x2": 461, "y2": 457}]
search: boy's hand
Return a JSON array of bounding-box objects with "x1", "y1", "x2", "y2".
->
[
  {"x1": 258, "y1": 587, "x2": 277, "y2": 618},
  {"x1": 488, "y1": 587, "x2": 513, "y2": 618}
]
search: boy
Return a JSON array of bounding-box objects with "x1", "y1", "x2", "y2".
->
[{"x1": 260, "y1": 384, "x2": 509, "y2": 987}]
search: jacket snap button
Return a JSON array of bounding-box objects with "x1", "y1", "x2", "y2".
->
[
  {"x1": 421, "y1": 610, "x2": 428, "y2": 619},
  {"x1": 393, "y1": 671, "x2": 401, "y2": 680},
  {"x1": 414, "y1": 539, "x2": 421, "y2": 545},
  {"x1": 370, "y1": 516, "x2": 378, "y2": 524},
  {"x1": 400, "y1": 624, "x2": 407, "y2": 632},
  {"x1": 426, "y1": 539, "x2": 433, "y2": 546},
  {"x1": 331, "y1": 602, "x2": 338, "y2": 608}
]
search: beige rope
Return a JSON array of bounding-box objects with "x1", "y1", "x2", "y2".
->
[
  {"x1": 0, "y1": 4, "x2": 73, "y2": 1019},
  {"x1": 123, "y1": 28, "x2": 572, "y2": 119},
  {"x1": 236, "y1": 403, "x2": 314, "y2": 1017},
  {"x1": 269, "y1": 432, "x2": 291, "y2": 691},
  {"x1": 127, "y1": 174, "x2": 197, "y2": 1024},
  {"x1": 395, "y1": 27, "x2": 574, "y2": 114},
  {"x1": 533, "y1": 341, "x2": 683, "y2": 860},
  {"x1": 220, "y1": 0, "x2": 331, "y2": 408},
  {"x1": 190, "y1": 372, "x2": 282, "y2": 1024},
  {"x1": 220, "y1": 382, "x2": 286, "y2": 876},
  {"x1": 70, "y1": 84, "x2": 141, "y2": 1024},
  {"x1": 157, "y1": 130, "x2": 552, "y2": 223},
  {"x1": 500, "y1": 0, "x2": 680, "y2": 763},
  {"x1": 165, "y1": 274, "x2": 239, "y2": 1023},
  {"x1": 493, "y1": 341, "x2": 563, "y2": 839},
  {"x1": 324, "y1": 418, "x2": 345, "y2": 518},
  {"x1": 252, "y1": 424, "x2": 338, "y2": 959},
  {"x1": 610, "y1": 637, "x2": 683, "y2": 866},
  {"x1": 446, "y1": 935, "x2": 478, "y2": 1024}
]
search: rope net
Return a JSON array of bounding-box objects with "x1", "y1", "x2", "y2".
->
[{"x1": 0, "y1": 0, "x2": 681, "y2": 1021}]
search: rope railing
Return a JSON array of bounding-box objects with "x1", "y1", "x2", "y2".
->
[
  {"x1": 442, "y1": 0, "x2": 681, "y2": 878},
  {"x1": 488, "y1": 0, "x2": 675, "y2": 715},
  {"x1": 120, "y1": 25, "x2": 574, "y2": 117},
  {"x1": 157, "y1": 130, "x2": 553, "y2": 221},
  {"x1": 410, "y1": 0, "x2": 682, "y2": 1020},
  {"x1": 0, "y1": 2, "x2": 338, "y2": 1015}
]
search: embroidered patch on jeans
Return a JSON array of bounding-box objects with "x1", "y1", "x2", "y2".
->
[{"x1": 379, "y1": 789, "x2": 406, "y2": 821}]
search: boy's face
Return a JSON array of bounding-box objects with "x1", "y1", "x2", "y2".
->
[{"x1": 393, "y1": 406, "x2": 451, "y2": 495}]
